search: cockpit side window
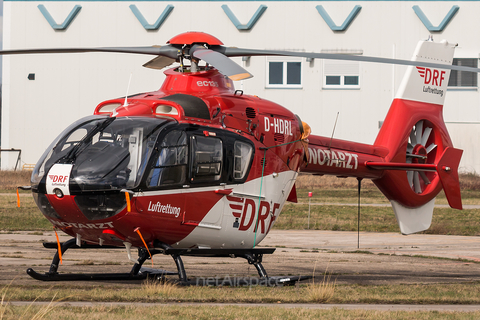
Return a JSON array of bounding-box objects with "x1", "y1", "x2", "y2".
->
[
  {"x1": 190, "y1": 135, "x2": 223, "y2": 183},
  {"x1": 45, "y1": 119, "x2": 108, "y2": 171},
  {"x1": 147, "y1": 130, "x2": 188, "y2": 187},
  {"x1": 234, "y1": 141, "x2": 253, "y2": 180}
]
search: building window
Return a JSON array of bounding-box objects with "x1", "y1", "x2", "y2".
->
[
  {"x1": 323, "y1": 59, "x2": 360, "y2": 89},
  {"x1": 448, "y1": 58, "x2": 478, "y2": 88},
  {"x1": 267, "y1": 59, "x2": 302, "y2": 88}
]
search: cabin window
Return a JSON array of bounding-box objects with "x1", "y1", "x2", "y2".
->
[
  {"x1": 191, "y1": 135, "x2": 223, "y2": 182},
  {"x1": 147, "y1": 130, "x2": 188, "y2": 186},
  {"x1": 448, "y1": 58, "x2": 478, "y2": 88},
  {"x1": 234, "y1": 141, "x2": 253, "y2": 180}
]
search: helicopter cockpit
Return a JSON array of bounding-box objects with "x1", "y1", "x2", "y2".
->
[
  {"x1": 32, "y1": 115, "x2": 172, "y2": 193},
  {"x1": 30, "y1": 115, "x2": 255, "y2": 221}
]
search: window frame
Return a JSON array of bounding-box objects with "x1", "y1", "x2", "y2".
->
[
  {"x1": 190, "y1": 134, "x2": 224, "y2": 183},
  {"x1": 322, "y1": 56, "x2": 361, "y2": 90},
  {"x1": 265, "y1": 57, "x2": 303, "y2": 89},
  {"x1": 233, "y1": 140, "x2": 254, "y2": 181},
  {"x1": 142, "y1": 125, "x2": 255, "y2": 190},
  {"x1": 447, "y1": 58, "x2": 478, "y2": 90},
  {"x1": 146, "y1": 129, "x2": 188, "y2": 188}
]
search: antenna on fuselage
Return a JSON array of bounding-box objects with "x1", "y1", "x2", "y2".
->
[
  {"x1": 328, "y1": 112, "x2": 340, "y2": 150},
  {"x1": 123, "y1": 73, "x2": 133, "y2": 107}
]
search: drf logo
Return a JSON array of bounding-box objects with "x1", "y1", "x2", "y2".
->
[
  {"x1": 416, "y1": 67, "x2": 446, "y2": 87},
  {"x1": 48, "y1": 175, "x2": 68, "y2": 183},
  {"x1": 227, "y1": 196, "x2": 281, "y2": 234}
]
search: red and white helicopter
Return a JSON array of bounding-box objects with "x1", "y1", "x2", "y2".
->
[{"x1": 5, "y1": 32, "x2": 474, "y2": 283}]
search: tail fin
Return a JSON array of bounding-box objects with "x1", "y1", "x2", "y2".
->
[
  {"x1": 372, "y1": 38, "x2": 462, "y2": 234},
  {"x1": 395, "y1": 38, "x2": 454, "y2": 105}
]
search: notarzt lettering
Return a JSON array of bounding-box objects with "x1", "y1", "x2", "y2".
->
[
  {"x1": 49, "y1": 219, "x2": 114, "y2": 229},
  {"x1": 308, "y1": 148, "x2": 359, "y2": 169}
]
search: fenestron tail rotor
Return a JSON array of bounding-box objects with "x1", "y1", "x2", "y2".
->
[{"x1": 406, "y1": 120, "x2": 437, "y2": 194}]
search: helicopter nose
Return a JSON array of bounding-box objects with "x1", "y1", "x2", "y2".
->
[
  {"x1": 42, "y1": 163, "x2": 128, "y2": 222},
  {"x1": 45, "y1": 164, "x2": 73, "y2": 197}
]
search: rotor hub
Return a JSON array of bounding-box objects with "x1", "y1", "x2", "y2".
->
[
  {"x1": 167, "y1": 32, "x2": 223, "y2": 46},
  {"x1": 412, "y1": 144, "x2": 428, "y2": 164}
]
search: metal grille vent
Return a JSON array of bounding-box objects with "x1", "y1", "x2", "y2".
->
[
  {"x1": 245, "y1": 107, "x2": 256, "y2": 119},
  {"x1": 274, "y1": 133, "x2": 285, "y2": 144},
  {"x1": 261, "y1": 157, "x2": 267, "y2": 167}
]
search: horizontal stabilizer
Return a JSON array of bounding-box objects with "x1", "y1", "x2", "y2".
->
[
  {"x1": 366, "y1": 162, "x2": 436, "y2": 172},
  {"x1": 366, "y1": 146, "x2": 463, "y2": 210}
]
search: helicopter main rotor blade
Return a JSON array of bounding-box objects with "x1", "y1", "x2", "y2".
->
[
  {"x1": 192, "y1": 46, "x2": 253, "y2": 81},
  {"x1": 143, "y1": 56, "x2": 176, "y2": 70},
  {"x1": 220, "y1": 47, "x2": 480, "y2": 74},
  {"x1": 5, "y1": 41, "x2": 480, "y2": 75},
  {"x1": 0, "y1": 45, "x2": 179, "y2": 58}
]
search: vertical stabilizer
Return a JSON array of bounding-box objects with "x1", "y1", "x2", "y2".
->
[
  {"x1": 373, "y1": 38, "x2": 461, "y2": 235},
  {"x1": 395, "y1": 39, "x2": 455, "y2": 105}
]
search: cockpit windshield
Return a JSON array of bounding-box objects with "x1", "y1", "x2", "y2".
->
[{"x1": 32, "y1": 116, "x2": 173, "y2": 192}]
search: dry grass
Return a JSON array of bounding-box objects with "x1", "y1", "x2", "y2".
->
[
  {"x1": 295, "y1": 174, "x2": 377, "y2": 189},
  {"x1": 74, "y1": 260, "x2": 95, "y2": 266},
  {"x1": 0, "y1": 194, "x2": 51, "y2": 230},
  {"x1": 459, "y1": 172, "x2": 480, "y2": 190},
  {"x1": 0, "y1": 287, "x2": 7, "y2": 320},
  {"x1": 296, "y1": 172, "x2": 480, "y2": 190},
  {"x1": 22, "y1": 294, "x2": 58, "y2": 320},
  {"x1": 5, "y1": 305, "x2": 480, "y2": 320},
  {"x1": 6, "y1": 282, "x2": 480, "y2": 305},
  {"x1": 141, "y1": 279, "x2": 181, "y2": 298},
  {"x1": 277, "y1": 202, "x2": 480, "y2": 235},
  {"x1": 0, "y1": 171, "x2": 32, "y2": 191},
  {"x1": 1, "y1": 282, "x2": 57, "y2": 320},
  {"x1": 306, "y1": 263, "x2": 336, "y2": 303}
]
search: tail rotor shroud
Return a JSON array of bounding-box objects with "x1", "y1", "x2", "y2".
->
[{"x1": 406, "y1": 120, "x2": 438, "y2": 194}]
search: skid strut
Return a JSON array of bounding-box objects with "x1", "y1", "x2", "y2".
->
[
  {"x1": 160, "y1": 247, "x2": 275, "y2": 281},
  {"x1": 27, "y1": 238, "x2": 276, "y2": 282},
  {"x1": 27, "y1": 240, "x2": 171, "y2": 281},
  {"x1": 242, "y1": 253, "x2": 268, "y2": 278}
]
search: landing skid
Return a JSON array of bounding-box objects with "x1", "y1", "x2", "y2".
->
[
  {"x1": 186, "y1": 275, "x2": 312, "y2": 287},
  {"x1": 27, "y1": 238, "x2": 296, "y2": 285}
]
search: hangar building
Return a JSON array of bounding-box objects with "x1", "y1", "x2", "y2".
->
[{"x1": 1, "y1": 0, "x2": 480, "y2": 173}]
